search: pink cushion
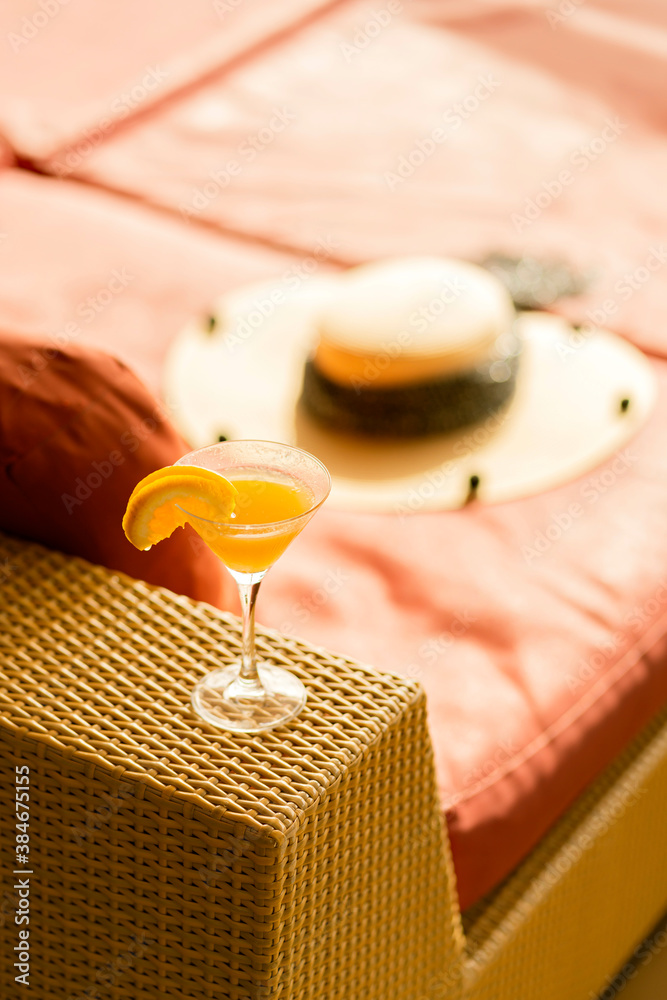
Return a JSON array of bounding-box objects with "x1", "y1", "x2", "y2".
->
[
  {"x1": 0, "y1": 331, "x2": 230, "y2": 606},
  {"x1": 65, "y1": 0, "x2": 667, "y2": 360},
  {"x1": 0, "y1": 0, "x2": 336, "y2": 162},
  {"x1": 0, "y1": 136, "x2": 12, "y2": 168},
  {"x1": 0, "y1": 168, "x2": 310, "y2": 396}
]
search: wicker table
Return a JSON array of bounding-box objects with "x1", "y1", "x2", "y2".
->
[
  {"x1": 0, "y1": 533, "x2": 460, "y2": 1000},
  {"x1": 5, "y1": 532, "x2": 667, "y2": 1000}
]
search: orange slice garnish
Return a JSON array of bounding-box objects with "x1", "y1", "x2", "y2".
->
[{"x1": 122, "y1": 465, "x2": 238, "y2": 550}]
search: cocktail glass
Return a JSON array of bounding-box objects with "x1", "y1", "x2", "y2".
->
[{"x1": 175, "y1": 440, "x2": 331, "y2": 733}]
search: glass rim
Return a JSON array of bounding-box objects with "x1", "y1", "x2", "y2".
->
[{"x1": 175, "y1": 439, "x2": 331, "y2": 531}]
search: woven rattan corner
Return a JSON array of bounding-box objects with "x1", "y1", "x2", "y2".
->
[{"x1": 0, "y1": 533, "x2": 462, "y2": 999}]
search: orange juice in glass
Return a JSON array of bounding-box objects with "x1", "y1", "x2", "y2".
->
[
  {"x1": 173, "y1": 441, "x2": 331, "y2": 732},
  {"x1": 203, "y1": 475, "x2": 315, "y2": 573}
]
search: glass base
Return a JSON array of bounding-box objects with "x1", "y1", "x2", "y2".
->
[{"x1": 191, "y1": 663, "x2": 307, "y2": 733}]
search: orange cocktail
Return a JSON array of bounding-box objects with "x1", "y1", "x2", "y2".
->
[
  {"x1": 123, "y1": 441, "x2": 330, "y2": 732},
  {"x1": 203, "y1": 475, "x2": 315, "y2": 574},
  {"x1": 172, "y1": 441, "x2": 331, "y2": 732}
]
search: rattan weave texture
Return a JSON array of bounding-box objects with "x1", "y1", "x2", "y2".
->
[
  {"x1": 0, "y1": 533, "x2": 462, "y2": 999},
  {"x1": 463, "y1": 699, "x2": 667, "y2": 1000}
]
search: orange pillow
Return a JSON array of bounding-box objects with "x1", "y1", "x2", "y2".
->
[{"x1": 0, "y1": 332, "x2": 231, "y2": 608}]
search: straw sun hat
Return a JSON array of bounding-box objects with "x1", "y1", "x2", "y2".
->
[{"x1": 164, "y1": 257, "x2": 655, "y2": 513}]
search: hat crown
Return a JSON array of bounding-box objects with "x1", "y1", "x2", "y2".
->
[{"x1": 318, "y1": 257, "x2": 514, "y2": 359}]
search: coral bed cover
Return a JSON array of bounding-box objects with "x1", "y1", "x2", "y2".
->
[{"x1": 1, "y1": 0, "x2": 667, "y2": 908}]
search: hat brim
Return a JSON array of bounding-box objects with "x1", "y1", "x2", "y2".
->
[{"x1": 164, "y1": 276, "x2": 656, "y2": 513}]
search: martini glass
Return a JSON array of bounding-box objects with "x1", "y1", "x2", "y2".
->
[{"x1": 175, "y1": 440, "x2": 331, "y2": 733}]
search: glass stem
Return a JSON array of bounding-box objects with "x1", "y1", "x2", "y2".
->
[{"x1": 237, "y1": 579, "x2": 263, "y2": 690}]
